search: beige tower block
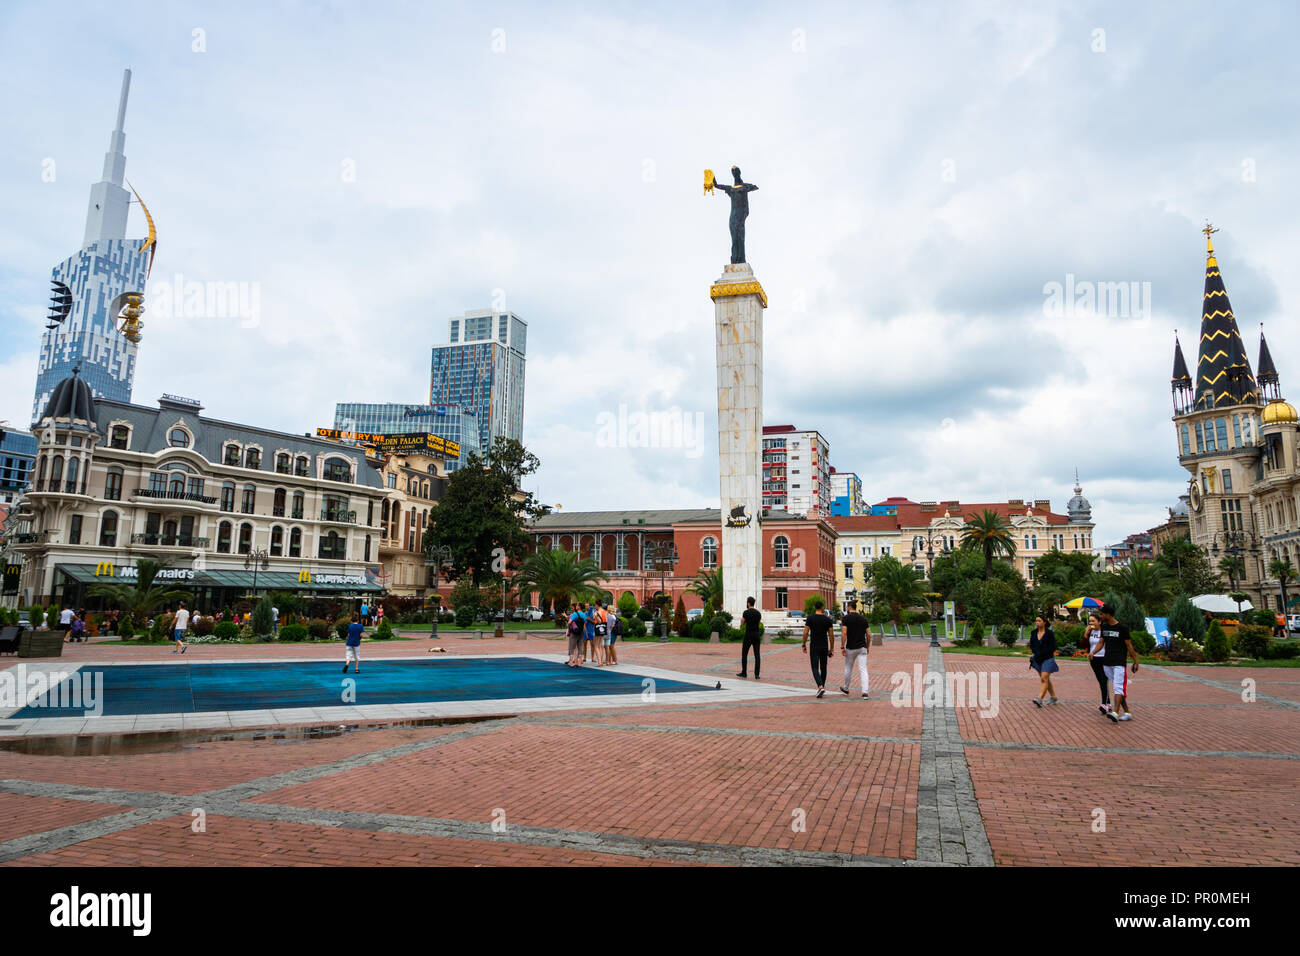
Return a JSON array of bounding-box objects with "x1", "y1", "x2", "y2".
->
[{"x1": 712, "y1": 262, "x2": 766, "y2": 616}]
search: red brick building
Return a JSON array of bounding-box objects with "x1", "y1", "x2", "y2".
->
[{"x1": 527, "y1": 508, "x2": 836, "y2": 613}]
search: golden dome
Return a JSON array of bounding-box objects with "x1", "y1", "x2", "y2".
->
[{"x1": 1262, "y1": 401, "x2": 1298, "y2": 424}]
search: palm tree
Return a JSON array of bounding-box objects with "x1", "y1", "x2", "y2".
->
[
  {"x1": 960, "y1": 510, "x2": 1018, "y2": 580},
  {"x1": 86, "y1": 558, "x2": 192, "y2": 627},
  {"x1": 686, "y1": 568, "x2": 723, "y2": 611},
  {"x1": 1268, "y1": 558, "x2": 1296, "y2": 619},
  {"x1": 869, "y1": 553, "x2": 927, "y2": 623},
  {"x1": 510, "y1": 547, "x2": 608, "y2": 618},
  {"x1": 1113, "y1": 559, "x2": 1173, "y2": 613},
  {"x1": 1218, "y1": 555, "x2": 1246, "y2": 591}
]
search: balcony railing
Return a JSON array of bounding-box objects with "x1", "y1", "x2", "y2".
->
[
  {"x1": 32, "y1": 479, "x2": 87, "y2": 494},
  {"x1": 131, "y1": 533, "x2": 211, "y2": 547},
  {"x1": 14, "y1": 531, "x2": 50, "y2": 544},
  {"x1": 291, "y1": 509, "x2": 304, "y2": 519},
  {"x1": 134, "y1": 487, "x2": 219, "y2": 504},
  {"x1": 273, "y1": 507, "x2": 285, "y2": 517},
  {"x1": 321, "y1": 509, "x2": 357, "y2": 523}
]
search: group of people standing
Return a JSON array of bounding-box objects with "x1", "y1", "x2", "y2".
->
[
  {"x1": 565, "y1": 601, "x2": 622, "y2": 667},
  {"x1": 1028, "y1": 603, "x2": 1139, "y2": 720}
]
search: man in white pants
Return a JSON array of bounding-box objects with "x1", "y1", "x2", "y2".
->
[{"x1": 838, "y1": 600, "x2": 872, "y2": 699}]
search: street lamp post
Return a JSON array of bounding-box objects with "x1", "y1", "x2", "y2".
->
[
  {"x1": 1210, "y1": 530, "x2": 1260, "y2": 612},
  {"x1": 424, "y1": 545, "x2": 452, "y2": 639},
  {"x1": 647, "y1": 540, "x2": 678, "y2": 640},
  {"x1": 244, "y1": 547, "x2": 270, "y2": 597}
]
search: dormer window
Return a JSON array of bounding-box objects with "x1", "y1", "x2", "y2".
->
[
  {"x1": 224, "y1": 444, "x2": 241, "y2": 466},
  {"x1": 245, "y1": 448, "x2": 261, "y2": 470},
  {"x1": 295, "y1": 456, "x2": 310, "y2": 477},
  {"x1": 168, "y1": 427, "x2": 190, "y2": 448},
  {"x1": 110, "y1": 425, "x2": 129, "y2": 450},
  {"x1": 324, "y1": 458, "x2": 352, "y2": 483},
  {"x1": 276, "y1": 453, "x2": 290, "y2": 474}
]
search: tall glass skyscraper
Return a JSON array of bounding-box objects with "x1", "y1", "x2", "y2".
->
[
  {"x1": 431, "y1": 310, "x2": 526, "y2": 456},
  {"x1": 332, "y1": 402, "x2": 481, "y2": 472},
  {"x1": 32, "y1": 70, "x2": 155, "y2": 423}
]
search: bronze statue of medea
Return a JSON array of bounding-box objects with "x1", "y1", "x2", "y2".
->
[{"x1": 705, "y1": 165, "x2": 759, "y2": 264}]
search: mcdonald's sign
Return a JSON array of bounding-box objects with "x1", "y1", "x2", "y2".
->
[
  {"x1": 95, "y1": 561, "x2": 115, "y2": 577},
  {"x1": 298, "y1": 570, "x2": 312, "y2": 584}
]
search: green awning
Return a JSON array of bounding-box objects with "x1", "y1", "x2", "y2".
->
[{"x1": 55, "y1": 564, "x2": 383, "y2": 593}]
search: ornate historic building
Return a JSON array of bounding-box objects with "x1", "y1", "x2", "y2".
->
[
  {"x1": 9, "y1": 373, "x2": 386, "y2": 608},
  {"x1": 374, "y1": 450, "x2": 447, "y2": 598},
  {"x1": 1171, "y1": 226, "x2": 1297, "y2": 610}
]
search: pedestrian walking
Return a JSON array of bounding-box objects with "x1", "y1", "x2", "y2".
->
[
  {"x1": 1094, "y1": 604, "x2": 1139, "y2": 722},
  {"x1": 68, "y1": 612, "x2": 86, "y2": 644},
  {"x1": 272, "y1": 604, "x2": 280, "y2": 636},
  {"x1": 838, "y1": 599, "x2": 871, "y2": 698},
  {"x1": 802, "y1": 600, "x2": 835, "y2": 697},
  {"x1": 1084, "y1": 613, "x2": 1110, "y2": 714},
  {"x1": 737, "y1": 596, "x2": 763, "y2": 679},
  {"x1": 343, "y1": 613, "x2": 363, "y2": 673},
  {"x1": 57, "y1": 605, "x2": 74, "y2": 640},
  {"x1": 1028, "y1": 614, "x2": 1058, "y2": 707},
  {"x1": 172, "y1": 602, "x2": 190, "y2": 654},
  {"x1": 360, "y1": 601, "x2": 370, "y2": 627}
]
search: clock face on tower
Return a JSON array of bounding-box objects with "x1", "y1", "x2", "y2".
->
[{"x1": 1189, "y1": 481, "x2": 1204, "y2": 513}]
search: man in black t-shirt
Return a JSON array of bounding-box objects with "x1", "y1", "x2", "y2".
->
[
  {"x1": 802, "y1": 600, "x2": 835, "y2": 697},
  {"x1": 1094, "y1": 604, "x2": 1139, "y2": 722},
  {"x1": 737, "y1": 596, "x2": 764, "y2": 679},
  {"x1": 838, "y1": 600, "x2": 871, "y2": 698}
]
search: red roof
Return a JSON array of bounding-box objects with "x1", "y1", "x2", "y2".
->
[
  {"x1": 763, "y1": 425, "x2": 797, "y2": 434},
  {"x1": 890, "y1": 500, "x2": 1069, "y2": 527}
]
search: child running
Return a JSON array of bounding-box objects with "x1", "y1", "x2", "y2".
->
[{"x1": 343, "y1": 612, "x2": 363, "y2": 674}]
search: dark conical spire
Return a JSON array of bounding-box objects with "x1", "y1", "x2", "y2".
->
[
  {"x1": 1172, "y1": 332, "x2": 1193, "y2": 413},
  {"x1": 1258, "y1": 325, "x2": 1281, "y2": 401},
  {"x1": 1193, "y1": 224, "x2": 1257, "y2": 410}
]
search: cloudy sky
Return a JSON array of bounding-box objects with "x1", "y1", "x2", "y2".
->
[{"x1": 3, "y1": 0, "x2": 1298, "y2": 550}]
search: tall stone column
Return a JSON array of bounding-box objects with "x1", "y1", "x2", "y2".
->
[{"x1": 711, "y1": 262, "x2": 766, "y2": 615}]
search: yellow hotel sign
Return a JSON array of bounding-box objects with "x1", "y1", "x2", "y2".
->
[{"x1": 315, "y1": 429, "x2": 460, "y2": 459}]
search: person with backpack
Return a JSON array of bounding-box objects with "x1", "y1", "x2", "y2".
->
[
  {"x1": 607, "y1": 609, "x2": 623, "y2": 665},
  {"x1": 590, "y1": 602, "x2": 608, "y2": 666},
  {"x1": 567, "y1": 602, "x2": 587, "y2": 667}
]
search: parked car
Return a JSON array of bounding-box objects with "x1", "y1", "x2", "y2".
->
[
  {"x1": 1287, "y1": 614, "x2": 1300, "y2": 633},
  {"x1": 686, "y1": 608, "x2": 704, "y2": 621},
  {"x1": 15, "y1": 611, "x2": 33, "y2": 631},
  {"x1": 513, "y1": 606, "x2": 544, "y2": 622}
]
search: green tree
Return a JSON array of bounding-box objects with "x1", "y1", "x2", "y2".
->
[
  {"x1": 1112, "y1": 559, "x2": 1173, "y2": 614},
  {"x1": 686, "y1": 568, "x2": 724, "y2": 612},
  {"x1": 1167, "y1": 593, "x2": 1207, "y2": 644},
  {"x1": 1032, "y1": 547, "x2": 1097, "y2": 593},
  {"x1": 509, "y1": 547, "x2": 607, "y2": 618},
  {"x1": 870, "y1": 553, "x2": 927, "y2": 623},
  {"x1": 959, "y1": 510, "x2": 1017, "y2": 580},
  {"x1": 1203, "y1": 620, "x2": 1229, "y2": 661},
  {"x1": 673, "y1": 596, "x2": 688, "y2": 637},
  {"x1": 1155, "y1": 538, "x2": 1222, "y2": 597},
  {"x1": 1218, "y1": 555, "x2": 1246, "y2": 592},
  {"x1": 617, "y1": 591, "x2": 639, "y2": 619},
  {"x1": 954, "y1": 577, "x2": 1029, "y2": 626},
  {"x1": 251, "y1": 596, "x2": 274, "y2": 637},
  {"x1": 86, "y1": 559, "x2": 191, "y2": 628},
  {"x1": 1268, "y1": 559, "x2": 1297, "y2": 616},
  {"x1": 423, "y1": 437, "x2": 544, "y2": 585},
  {"x1": 1113, "y1": 592, "x2": 1146, "y2": 635}
]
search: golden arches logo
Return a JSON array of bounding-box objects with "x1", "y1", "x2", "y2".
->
[
  {"x1": 95, "y1": 561, "x2": 114, "y2": 576},
  {"x1": 298, "y1": 570, "x2": 311, "y2": 583}
]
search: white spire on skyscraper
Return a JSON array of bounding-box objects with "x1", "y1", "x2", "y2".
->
[{"x1": 82, "y1": 68, "x2": 132, "y2": 247}]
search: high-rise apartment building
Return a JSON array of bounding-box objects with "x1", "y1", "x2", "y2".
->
[
  {"x1": 431, "y1": 310, "x2": 526, "y2": 456},
  {"x1": 761, "y1": 425, "x2": 831, "y2": 517}
]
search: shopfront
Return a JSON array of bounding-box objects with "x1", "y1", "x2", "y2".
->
[{"x1": 51, "y1": 563, "x2": 385, "y2": 613}]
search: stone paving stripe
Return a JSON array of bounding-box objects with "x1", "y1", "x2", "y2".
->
[
  {"x1": 1148, "y1": 665, "x2": 1300, "y2": 710},
  {"x1": 0, "y1": 805, "x2": 177, "y2": 863}
]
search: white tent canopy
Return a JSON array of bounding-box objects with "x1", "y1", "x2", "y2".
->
[{"x1": 1191, "y1": 594, "x2": 1254, "y2": 613}]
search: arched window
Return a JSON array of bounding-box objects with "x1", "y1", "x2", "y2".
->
[
  {"x1": 169, "y1": 473, "x2": 185, "y2": 497},
  {"x1": 1027, "y1": 559, "x2": 1036, "y2": 581},
  {"x1": 105, "y1": 466, "x2": 123, "y2": 501},
  {"x1": 65, "y1": 456, "x2": 79, "y2": 493},
  {"x1": 774, "y1": 535, "x2": 790, "y2": 569},
  {"x1": 381, "y1": 499, "x2": 390, "y2": 523},
  {"x1": 702, "y1": 536, "x2": 717, "y2": 568},
  {"x1": 217, "y1": 521, "x2": 232, "y2": 553},
  {"x1": 221, "y1": 481, "x2": 235, "y2": 512},
  {"x1": 36, "y1": 455, "x2": 46, "y2": 489},
  {"x1": 224, "y1": 443, "x2": 241, "y2": 466},
  {"x1": 292, "y1": 490, "x2": 304, "y2": 519},
  {"x1": 241, "y1": 484, "x2": 256, "y2": 514},
  {"x1": 273, "y1": 488, "x2": 286, "y2": 516},
  {"x1": 99, "y1": 510, "x2": 118, "y2": 546},
  {"x1": 276, "y1": 453, "x2": 290, "y2": 474},
  {"x1": 295, "y1": 456, "x2": 310, "y2": 477},
  {"x1": 364, "y1": 534, "x2": 371, "y2": 562},
  {"x1": 168, "y1": 427, "x2": 190, "y2": 448},
  {"x1": 245, "y1": 448, "x2": 261, "y2": 470},
  {"x1": 319, "y1": 530, "x2": 345, "y2": 560},
  {"x1": 49, "y1": 455, "x2": 63, "y2": 487},
  {"x1": 324, "y1": 457, "x2": 351, "y2": 483},
  {"x1": 289, "y1": 527, "x2": 302, "y2": 558},
  {"x1": 238, "y1": 523, "x2": 253, "y2": 554},
  {"x1": 110, "y1": 425, "x2": 130, "y2": 449},
  {"x1": 270, "y1": 526, "x2": 284, "y2": 556}
]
